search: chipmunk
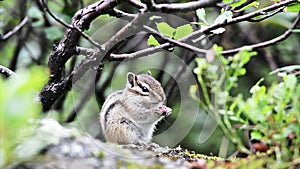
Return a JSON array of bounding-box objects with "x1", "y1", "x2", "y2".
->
[{"x1": 99, "y1": 71, "x2": 172, "y2": 144}]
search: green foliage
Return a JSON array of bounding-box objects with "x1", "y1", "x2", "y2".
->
[
  {"x1": 235, "y1": 2, "x2": 259, "y2": 12},
  {"x1": 194, "y1": 8, "x2": 234, "y2": 34},
  {"x1": 191, "y1": 45, "x2": 300, "y2": 161},
  {"x1": 0, "y1": 66, "x2": 47, "y2": 167},
  {"x1": 147, "y1": 35, "x2": 160, "y2": 47},
  {"x1": 147, "y1": 22, "x2": 193, "y2": 46},
  {"x1": 173, "y1": 24, "x2": 193, "y2": 40},
  {"x1": 191, "y1": 46, "x2": 257, "y2": 154},
  {"x1": 230, "y1": 0, "x2": 247, "y2": 9},
  {"x1": 235, "y1": 74, "x2": 300, "y2": 161},
  {"x1": 222, "y1": 0, "x2": 259, "y2": 11},
  {"x1": 196, "y1": 8, "x2": 209, "y2": 25},
  {"x1": 156, "y1": 22, "x2": 175, "y2": 38},
  {"x1": 286, "y1": 3, "x2": 300, "y2": 12}
]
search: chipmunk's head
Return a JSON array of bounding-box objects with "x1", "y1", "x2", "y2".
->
[{"x1": 126, "y1": 71, "x2": 166, "y2": 104}]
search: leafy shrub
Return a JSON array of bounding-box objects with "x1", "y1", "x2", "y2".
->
[
  {"x1": 0, "y1": 67, "x2": 47, "y2": 167},
  {"x1": 191, "y1": 45, "x2": 300, "y2": 161}
]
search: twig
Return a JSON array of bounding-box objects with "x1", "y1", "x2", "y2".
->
[
  {"x1": 42, "y1": 0, "x2": 72, "y2": 29},
  {"x1": 0, "y1": 65, "x2": 16, "y2": 78},
  {"x1": 103, "y1": 10, "x2": 145, "y2": 52},
  {"x1": 40, "y1": 0, "x2": 119, "y2": 112},
  {"x1": 65, "y1": 77, "x2": 95, "y2": 122},
  {"x1": 248, "y1": 6, "x2": 285, "y2": 22},
  {"x1": 41, "y1": 0, "x2": 103, "y2": 49},
  {"x1": 188, "y1": 0, "x2": 297, "y2": 38},
  {"x1": 165, "y1": 52, "x2": 196, "y2": 98},
  {"x1": 152, "y1": 0, "x2": 220, "y2": 12},
  {"x1": 144, "y1": 25, "x2": 208, "y2": 54},
  {"x1": 221, "y1": 13, "x2": 300, "y2": 55},
  {"x1": 9, "y1": 24, "x2": 31, "y2": 71},
  {"x1": 264, "y1": 48, "x2": 278, "y2": 70},
  {"x1": 0, "y1": 17, "x2": 29, "y2": 41},
  {"x1": 108, "y1": 9, "x2": 136, "y2": 20},
  {"x1": 109, "y1": 43, "x2": 170, "y2": 61},
  {"x1": 76, "y1": 46, "x2": 97, "y2": 57},
  {"x1": 128, "y1": 0, "x2": 147, "y2": 9}
]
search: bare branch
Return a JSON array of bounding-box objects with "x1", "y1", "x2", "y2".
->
[
  {"x1": 248, "y1": 7, "x2": 285, "y2": 22},
  {"x1": 41, "y1": 0, "x2": 103, "y2": 49},
  {"x1": 108, "y1": 9, "x2": 136, "y2": 20},
  {"x1": 144, "y1": 25, "x2": 208, "y2": 54},
  {"x1": 103, "y1": 10, "x2": 145, "y2": 52},
  {"x1": 152, "y1": 0, "x2": 221, "y2": 12},
  {"x1": 42, "y1": 0, "x2": 72, "y2": 29},
  {"x1": 65, "y1": 77, "x2": 94, "y2": 123},
  {"x1": 0, "y1": 65, "x2": 16, "y2": 78},
  {"x1": 221, "y1": 14, "x2": 300, "y2": 55},
  {"x1": 188, "y1": 0, "x2": 297, "y2": 37},
  {"x1": 0, "y1": 17, "x2": 29, "y2": 41},
  {"x1": 40, "y1": 0, "x2": 119, "y2": 112},
  {"x1": 109, "y1": 43, "x2": 170, "y2": 61},
  {"x1": 128, "y1": 0, "x2": 147, "y2": 9}
]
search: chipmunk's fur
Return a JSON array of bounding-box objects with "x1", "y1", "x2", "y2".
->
[{"x1": 99, "y1": 71, "x2": 172, "y2": 144}]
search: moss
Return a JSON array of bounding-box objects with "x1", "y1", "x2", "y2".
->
[
  {"x1": 116, "y1": 160, "x2": 165, "y2": 169},
  {"x1": 98, "y1": 151, "x2": 105, "y2": 159},
  {"x1": 162, "y1": 146, "x2": 223, "y2": 162}
]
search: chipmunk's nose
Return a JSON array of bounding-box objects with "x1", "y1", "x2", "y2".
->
[{"x1": 159, "y1": 106, "x2": 172, "y2": 116}]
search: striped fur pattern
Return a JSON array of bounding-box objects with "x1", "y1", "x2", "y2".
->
[{"x1": 99, "y1": 72, "x2": 172, "y2": 144}]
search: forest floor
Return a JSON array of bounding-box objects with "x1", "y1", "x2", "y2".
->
[{"x1": 6, "y1": 119, "x2": 298, "y2": 169}]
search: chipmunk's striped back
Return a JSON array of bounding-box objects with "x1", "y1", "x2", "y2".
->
[{"x1": 99, "y1": 71, "x2": 172, "y2": 144}]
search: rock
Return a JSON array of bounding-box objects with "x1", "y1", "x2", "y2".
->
[{"x1": 7, "y1": 119, "x2": 189, "y2": 169}]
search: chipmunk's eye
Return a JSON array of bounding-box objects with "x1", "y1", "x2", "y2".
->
[{"x1": 141, "y1": 85, "x2": 149, "y2": 92}]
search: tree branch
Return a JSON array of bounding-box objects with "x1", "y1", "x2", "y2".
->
[
  {"x1": 248, "y1": 6, "x2": 285, "y2": 22},
  {"x1": 152, "y1": 0, "x2": 221, "y2": 12},
  {"x1": 0, "y1": 17, "x2": 29, "y2": 41},
  {"x1": 144, "y1": 25, "x2": 208, "y2": 54},
  {"x1": 188, "y1": 0, "x2": 297, "y2": 37},
  {"x1": 109, "y1": 43, "x2": 170, "y2": 61},
  {"x1": 0, "y1": 65, "x2": 16, "y2": 78},
  {"x1": 221, "y1": 13, "x2": 300, "y2": 55},
  {"x1": 40, "y1": 0, "x2": 119, "y2": 112},
  {"x1": 41, "y1": 0, "x2": 103, "y2": 49}
]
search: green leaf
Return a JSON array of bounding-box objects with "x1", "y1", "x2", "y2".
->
[
  {"x1": 284, "y1": 74, "x2": 297, "y2": 90},
  {"x1": 196, "y1": 8, "x2": 207, "y2": 24},
  {"x1": 0, "y1": 66, "x2": 46, "y2": 166},
  {"x1": 147, "y1": 35, "x2": 160, "y2": 46},
  {"x1": 235, "y1": 2, "x2": 259, "y2": 12},
  {"x1": 156, "y1": 22, "x2": 175, "y2": 38},
  {"x1": 214, "y1": 10, "x2": 233, "y2": 24},
  {"x1": 45, "y1": 27, "x2": 64, "y2": 41},
  {"x1": 251, "y1": 131, "x2": 263, "y2": 140},
  {"x1": 230, "y1": 0, "x2": 247, "y2": 9},
  {"x1": 174, "y1": 24, "x2": 193, "y2": 40},
  {"x1": 286, "y1": 3, "x2": 300, "y2": 12},
  {"x1": 223, "y1": 0, "x2": 233, "y2": 3}
]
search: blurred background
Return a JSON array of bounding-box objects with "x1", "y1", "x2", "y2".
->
[{"x1": 1, "y1": 0, "x2": 299, "y2": 158}]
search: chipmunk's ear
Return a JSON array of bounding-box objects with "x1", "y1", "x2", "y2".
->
[
  {"x1": 127, "y1": 72, "x2": 136, "y2": 88},
  {"x1": 146, "y1": 71, "x2": 152, "y2": 76}
]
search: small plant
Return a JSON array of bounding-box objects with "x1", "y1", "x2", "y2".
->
[
  {"x1": 191, "y1": 45, "x2": 257, "y2": 154},
  {"x1": 191, "y1": 45, "x2": 300, "y2": 161},
  {"x1": 0, "y1": 67, "x2": 47, "y2": 167},
  {"x1": 235, "y1": 72, "x2": 300, "y2": 161}
]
